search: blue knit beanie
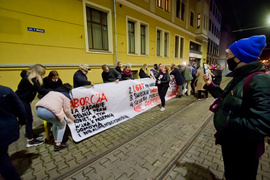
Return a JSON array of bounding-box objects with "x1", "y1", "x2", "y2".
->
[{"x1": 229, "y1": 35, "x2": 266, "y2": 63}]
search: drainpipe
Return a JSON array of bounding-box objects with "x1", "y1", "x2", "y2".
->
[{"x1": 113, "y1": 0, "x2": 118, "y2": 65}]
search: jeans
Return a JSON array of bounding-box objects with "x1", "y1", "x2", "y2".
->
[{"x1": 36, "y1": 107, "x2": 66, "y2": 143}]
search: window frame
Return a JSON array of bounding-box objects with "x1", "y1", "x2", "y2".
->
[
  {"x1": 126, "y1": 16, "x2": 149, "y2": 56},
  {"x1": 83, "y1": 0, "x2": 113, "y2": 54},
  {"x1": 175, "y1": 35, "x2": 184, "y2": 59}
]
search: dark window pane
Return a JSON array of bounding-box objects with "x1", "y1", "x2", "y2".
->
[
  {"x1": 92, "y1": 23, "x2": 102, "y2": 49},
  {"x1": 92, "y1": 9, "x2": 101, "y2": 23},
  {"x1": 101, "y1": 12, "x2": 107, "y2": 25}
]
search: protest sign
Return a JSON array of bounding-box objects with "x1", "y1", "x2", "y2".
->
[{"x1": 68, "y1": 78, "x2": 177, "y2": 142}]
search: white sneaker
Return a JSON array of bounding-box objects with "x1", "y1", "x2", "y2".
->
[{"x1": 160, "y1": 107, "x2": 165, "y2": 111}]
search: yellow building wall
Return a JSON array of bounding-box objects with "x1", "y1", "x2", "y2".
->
[{"x1": 0, "y1": 0, "x2": 208, "y2": 91}]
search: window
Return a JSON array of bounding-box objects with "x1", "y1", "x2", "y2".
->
[
  {"x1": 127, "y1": 17, "x2": 149, "y2": 56},
  {"x1": 164, "y1": 32, "x2": 169, "y2": 57},
  {"x1": 190, "y1": 11, "x2": 194, "y2": 27},
  {"x1": 175, "y1": 35, "x2": 184, "y2": 58},
  {"x1": 128, "y1": 21, "x2": 135, "y2": 53},
  {"x1": 181, "y1": 2, "x2": 185, "y2": 21},
  {"x1": 141, "y1": 25, "x2": 146, "y2": 55},
  {"x1": 175, "y1": 36, "x2": 179, "y2": 58},
  {"x1": 157, "y1": 0, "x2": 162, "y2": 8},
  {"x1": 180, "y1": 37, "x2": 184, "y2": 58},
  {"x1": 156, "y1": 29, "x2": 169, "y2": 57},
  {"x1": 197, "y1": 14, "x2": 201, "y2": 29},
  {"x1": 86, "y1": 6, "x2": 108, "y2": 51},
  {"x1": 190, "y1": 42, "x2": 200, "y2": 52},
  {"x1": 157, "y1": 30, "x2": 161, "y2": 56},
  {"x1": 165, "y1": 0, "x2": 169, "y2": 12},
  {"x1": 176, "y1": 0, "x2": 180, "y2": 18}
]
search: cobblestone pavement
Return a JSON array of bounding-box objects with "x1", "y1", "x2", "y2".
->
[{"x1": 4, "y1": 77, "x2": 270, "y2": 180}]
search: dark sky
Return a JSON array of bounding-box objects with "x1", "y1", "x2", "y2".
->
[
  {"x1": 220, "y1": 0, "x2": 270, "y2": 40},
  {"x1": 219, "y1": 0, "x2": 270, "y2": 59}
]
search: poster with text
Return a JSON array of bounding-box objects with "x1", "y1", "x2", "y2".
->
[{"x1": 68, "y1": 78, "x2": 178, "y2": 142}]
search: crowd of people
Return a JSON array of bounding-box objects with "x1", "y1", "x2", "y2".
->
[{"x1": 1, "y1": 35, "x2": 270, "y2": 180}]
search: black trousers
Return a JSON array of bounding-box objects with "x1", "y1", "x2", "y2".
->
[
  {"x1": 0, "y1": 147, "x2": 21, "y2": 180},
  {"x1": 198, "y1": 90, "x2": 208, "y2": 99},
  {"x1": 22, "y1": 101, "x2": 33, "y2": 139},
  {"x1": 158, "y1": 85, "x2": 169, "y2": 107},
  {"x1": 221, "y1": 139, "x2": 262, "y2": 180}
]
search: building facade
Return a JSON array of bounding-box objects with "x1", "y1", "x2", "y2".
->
[
  {"x1": 0, "y1": 0, "x2": 209, "y2": 90},
  {"x1": 207, "y1": 0, "x2": 221, "y2": 65}
]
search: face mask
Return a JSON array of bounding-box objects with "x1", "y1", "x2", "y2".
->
[
  {"x1": 227, "y1": 57, "x2": 240, "y2": 71},
  {"x1": 83, "y1": 71, "x2": 88, "y2": 75},
  {"x1": 52, "y1": 79, "x2": 59, "y2": 82}
]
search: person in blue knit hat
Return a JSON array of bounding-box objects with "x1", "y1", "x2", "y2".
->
[{"x1": 203, "y1": 35, "x2": 270, "y2": 180}]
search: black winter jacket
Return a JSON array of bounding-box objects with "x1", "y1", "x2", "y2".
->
[
  {"x1": 170, "y1": 68, "x2": 185, "y2": 85},
  {"x1": 0, "y1": 85, "x2": 26, "y2": 148},
  {"x1": 73, "y1": 70, "x2": 92, "y2": 88},
  {"x1": 156, "y1": 72, "x2": 170, "y2": 87},
  {"x1": 16, "y1": 72, "x2": 50, "y2": 102},
  {"x1": 205, "y1": 62, "x2": 270, "y2": 144}
]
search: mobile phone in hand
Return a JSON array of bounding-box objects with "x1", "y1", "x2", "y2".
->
[{"x1": 203, "y1": 63, "x2": 209, "y2": 79}]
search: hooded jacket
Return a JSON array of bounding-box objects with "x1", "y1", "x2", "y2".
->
[{"x1": 205, "y1": 62, "x2": 270, "y2": 143}]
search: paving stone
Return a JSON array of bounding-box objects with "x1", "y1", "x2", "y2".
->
[
  {"x1": 203, "y1": 159, "x2": 218, "y2": 170},
  {"x1": 56, "y1": 160, "x2": 69, "y2": 171},
  {"x1": 21, "y1": 171, "x2": 35, "y2": 180}
]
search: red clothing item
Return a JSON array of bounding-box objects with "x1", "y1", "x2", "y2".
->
[{"x1": 123, "y1": 68, "x2": 132, "y2": 77}]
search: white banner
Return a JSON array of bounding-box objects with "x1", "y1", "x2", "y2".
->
[{"x1": 68, "y1": 78, "x2": 177, "y2": 142}]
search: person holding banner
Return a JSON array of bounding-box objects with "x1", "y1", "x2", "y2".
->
[
  {"x1": 150, "y1": 64, "x2": 159, "y2": 79},
  {"x1": 16, "y1": 64, "x2": 50, "y2": 147},
  {"x1": 101, "y1": 64, "x2": 122, "y2": 83},
  {"x1": 156, "y1": 66, "x2": 170, "y2": 111},
  {"x1": 139, "y1": 64, "x2": 150, "y2": 78},
  {"x1": 73, "y1": 64, "x2": 93, "y2": 88},
  {"x1": 170, "y1": 64, "x2": 185, "y2": 98},
  {"x1": 36, "y1": 83, "x2": 75, "y2": 152}
]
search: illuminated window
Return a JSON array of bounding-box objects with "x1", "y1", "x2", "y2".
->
[
  {"x1": 165, "y1": 0, "x2": 169, "y2": 12},
  {"x1": 157, "y1": 0, "x2": 162, "y2": 8},
  {"x1": 197, "y1": 14, "x2": 201, "y2": 29}
]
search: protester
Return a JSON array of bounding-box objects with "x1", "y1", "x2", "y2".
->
[
  {"x1": 73, "y1": 64, "x2": 93, "y2": 88},
  {"x1": 150, "y1": 64, "x2": 159, "y2": 79},
  {"x1": 101, "y1": 64, "x2": 121, "y2": 83},
  {"x1": 43, "y1": 70, "x2": 63, "y2": 89},
  {"x1": 0, "y1": 85, "x2": 26, "y2": 180},
  {"x1": 16, "y1": 64, "x2": 50, "y2": 147},
  {"x1": 115, "y1": 61, "x2": 123, "y2": 80},
  {"x1": 122, "y1": 63, "x2": 133, "y2": 80},
  {"x1": 156, "y1": 66, "x2": 170, "y2": 111},
  {"x1": 191, "y1": 62, "x2": 197, "y2": 94},
  {"x1": 212, "y1": 64, "x2": 223, "y2": 86},
  {"x1": 170, "y1": 64, "x2": 185, "y2": 98},
  {"x1": 139, "y1": 64, "x2": 150, "y2": 78},
  {"x1": 203, "y1": 35, "x2": 270, "y2": 180},
  {"x1": 36, "y1": 83, "x2": 75, "y2": 152},
  {"x1": 180, "y1": 64, "x2": 193, "y2": 96},
  {"x1": 38, "y1": 70, "x2": 63, "y2": 99},
  {"x1": 196, "y1": 67, "x2": 208, "y2": 100}
]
